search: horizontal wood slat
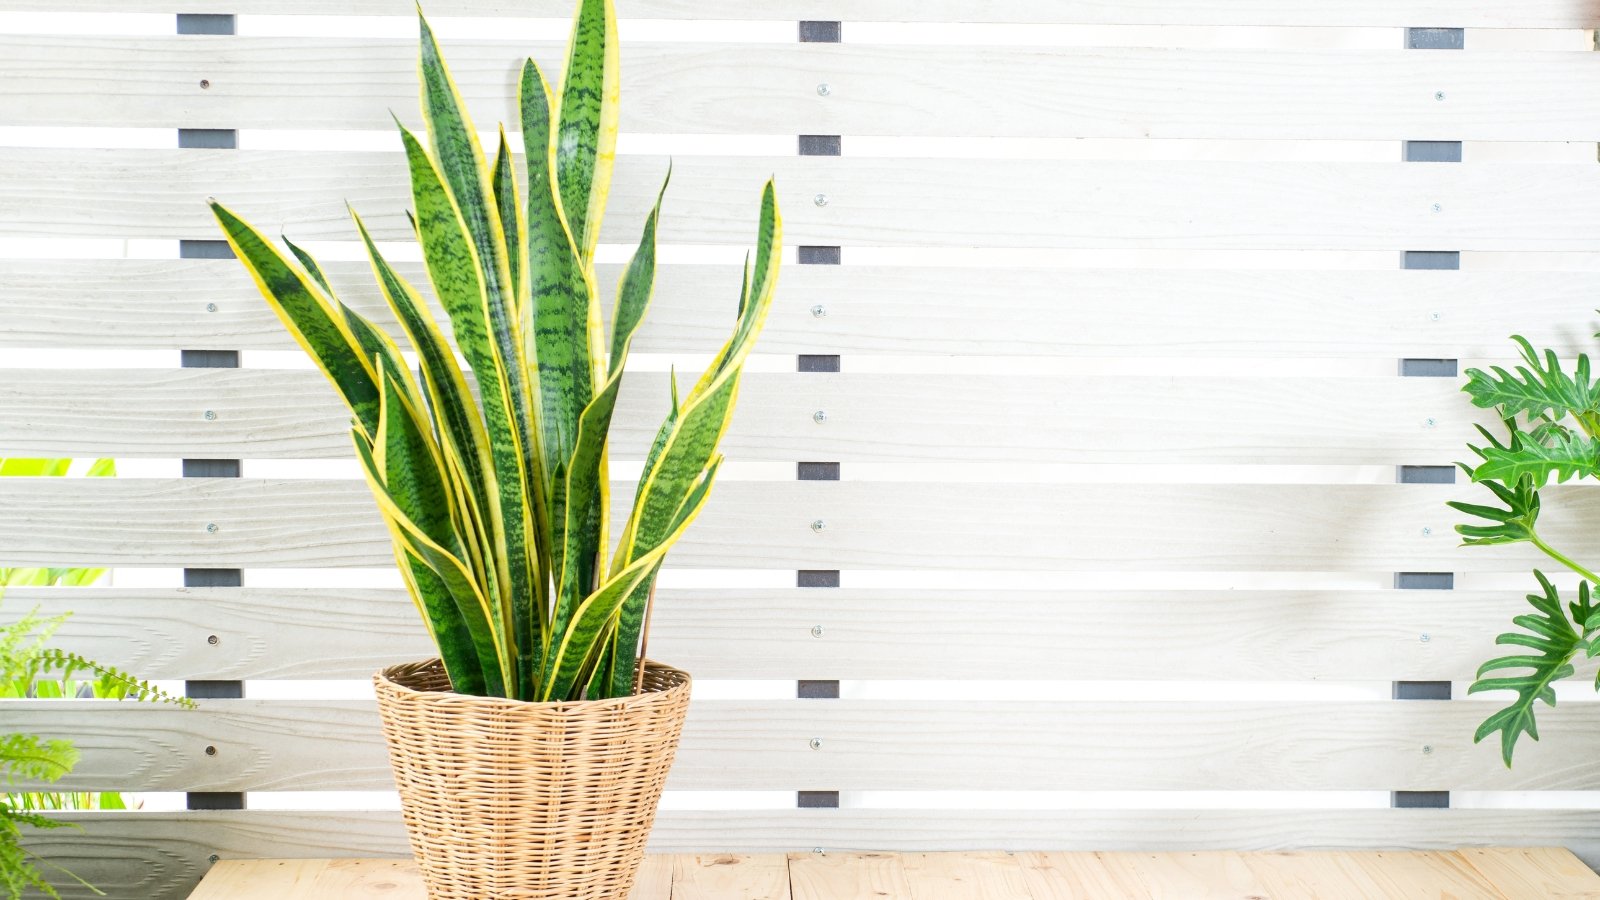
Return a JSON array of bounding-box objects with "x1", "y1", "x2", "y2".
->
[
  {"x1": 10, "y1": 40, "x2": 1600, "y2": 141},
  {"x1": 13, "y1": 699, "x2": 1596, "y2": 793},
  {"x1": 17, "y1": 587, "x2": 1509, "y2": 682},
  {"x1": 0, "y1": 368, "x2": 1493, "y2": 464},
  {"x1": 0, "y1": 479, "x2": 1583, "y2": 571},
  {"x1": 9, "y1": 151, "x2": 1600, "y2": 250},
  {"x1": 0, "y1": 260, "x2": 1589, "y2": 359},
  {"x1": 2, "y1": 1, "x2": 1594, "y2": 27},
  {"x1": 28, "y1": 809, "x2": 1600, "y2": 900}
]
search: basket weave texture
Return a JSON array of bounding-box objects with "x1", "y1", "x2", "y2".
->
[{"x1": 373, "y1": 658, "x2": 692, "y2": 900}]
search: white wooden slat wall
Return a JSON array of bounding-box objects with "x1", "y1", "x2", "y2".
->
[{"x1": 3, "y1": 2, "x2": 1600, "y2": 898}]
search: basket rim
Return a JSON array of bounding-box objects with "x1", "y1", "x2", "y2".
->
[{"x1": 373, "y1": 657, "x2": 691, "y2": 713}]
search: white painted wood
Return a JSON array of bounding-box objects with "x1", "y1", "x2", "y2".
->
[
  {"x1": 2, "y1": 0, "x2": 1594, "y2": 27},
  {"x1": 0, "y1": 479, "x2": 1581, "y2": 571},
  {"x1": 9, "y1": 150, "x2": 1600, "y2": 250},
  {"x1": 0, "y1": 261, "x2": 1589, "y2": 360},
  {"x1": 27, "y1": 809, "x2": 1600, "y2": 900},
  {"x1": 16, "y1": 699, "x2": 1599, "y2": 793},
  {"x1": 9, "y1": 39, "x2": 1600, "y2": 141},
  {"x1": 20, "y1": 586, "x2": 1510, "y2": 682},
  {"x1": 0, "y1": 368, "x2": 1496, "y2": 464}
]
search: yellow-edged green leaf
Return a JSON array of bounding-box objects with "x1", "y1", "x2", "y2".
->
[
  {"x1": 491, "y1": 127, "x2": 524, "y2": 308},
  {"x1": 210, "y1": 201, "x2": 381, "y2": 436},
  {"x1": 543, "y1": 457, "x2": 721, "y2": 701},
  {"x1": 399, "y1": 122, "x2": 540, "y2": 696},
  {"x1": 555, "y1": 0, "x2": 619, "y2": 263}
]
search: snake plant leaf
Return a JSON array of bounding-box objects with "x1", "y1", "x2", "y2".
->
[
  {"x1": 354, "y1": 419, "x2": 507, "y2": 697},
  {"x1": 1470, "y1": 572, "x2": 1593, "y2": 766},
  {"x1": 555, "y1": 0, "x2": 619, "y2": 263},
  {"x1": 616, "y1": 179, "x2": 782, "y2": 569},
  {"x1": 210, "y1": 201, "x2": 381, "y2": 436},
  {"x1": 1463, "y1": 336, "x2": 1600, "y2": 429},
  {"x1": 1471, "y1": 429, "x2": 1600, "y2": 488},
  {"x1": 542, "y1": 458, "x2": 722, "y2": 701},
  {"x1": 399, "y1": 122, "x2": 541, "y2": 690},
  {"x1": 519, "y1": 57, "x2": 595, "y2": 494},
  {"x1": 354, "y1": 211, "x2": 498, "y2": 559},
  {"x1": 491, "y1": 128, "x2": 525, "y2": 305},
  {"x1": 545, "y1": 172, "x2": 670, "y2": 655},
  {"x1": 417, "y1": 14, "x2": 516, "y2": 325}
]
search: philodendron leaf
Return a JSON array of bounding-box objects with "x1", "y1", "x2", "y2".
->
[
  {"x1": 1450, "y1": 425, "x2": 1542, "y2": 546},
  {"x1": 1471, "y1": 429, "x2": 1600, "y2": 488},
  {"x1": 1462, "y1": 335, "x2": 1600, "y2": 427},
  {"x1": 1470, "y1": 572, "x2": 1593, "y2": 766}
]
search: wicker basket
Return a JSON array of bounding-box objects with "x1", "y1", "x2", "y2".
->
[{"x1": 372, "y1": 658, "x2": 692, "y2": 900}]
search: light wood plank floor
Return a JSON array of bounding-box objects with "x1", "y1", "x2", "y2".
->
[{"x1": 189, "y1": 849, "x2": 1600, "y2": 899}]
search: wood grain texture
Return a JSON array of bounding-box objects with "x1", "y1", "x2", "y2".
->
[
  {"x1": 901, "y1": 851, "x2": 1034, "y2": 899},
  {"x1": 1095, "y1": 851, "x2": 1274, "y2": 899},
  {"x1": 0, "y1": 478, "x2": 1588, "y2": 572},
  {"x1": 1238, "y1": 851, "x2": 1395, "y2": 897},
  {"x1": 1345, "y1": 849, "x2": 1511, "y2": 898},
  {"x1": 1458, "y1": 847, "x2": 1600, "y2": 899},
  {"x1": 0, "y1": 368, "x2": 1495, "y2": 464},
  {"x1": 188, "y1": 858, "x2": 425, "y2": 899},
  {"x1": 10, "y1": 150, "x2": 1600, "y2": 250},
  {"x1": 26, "y1": 812, "x2": 1600, "y2": 900},
  {"x1": 11, "y1": 39, "x2": 1600, "y2": 141},
  {"x1": 788, "y1": 852, "x2": 913, "y2": 900},
  {"x1": 17, "y1": 699, "x2": 1600, "y2": 793},
  {"x1": 671, "y1": 854, "x2": 791, "y2": 900},
  {"x1": 23, "y1": 586, "x2": 1510, "y2": 683},
  {"x1": 4, "y1": 0, "x2": 1596, "y2": 26},
  {"x1": 631, "y1": 856, "x2": 676, "y2": 900},
  {"x1": 1, "y1": 261, "x2": 1591, "y2": 360}
]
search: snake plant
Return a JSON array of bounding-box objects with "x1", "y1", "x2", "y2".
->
[
  {"x1": 1451, "y1": 335, "x2": 1600, "y2": 765},
  {"x1": 208, "y1": 1, "x2": 781, "y2": 702}
]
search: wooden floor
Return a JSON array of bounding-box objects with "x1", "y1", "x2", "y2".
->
[{"x1": 190, "y1": 849, "x2": 1600, "y2": 898}]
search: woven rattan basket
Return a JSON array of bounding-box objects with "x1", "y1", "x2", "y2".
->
[{"x1": 373, "y1": 658, "x2": 692, "y2": 900}]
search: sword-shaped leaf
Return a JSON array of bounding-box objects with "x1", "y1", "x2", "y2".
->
[
  {"x1": 546, "y1": 172, "x2": 669, "y2": 662},
  {"x1": 210, "y1": 201, "x2": 380, "y2": 436},
  {"x1": 542, "y1": 458, "x2": 721, "y2": 701},
  {"x1": 400, "y1": 122, "x2": 539, "y2": 694},
  {"x1": 555, "y1": 0, "x2": 619, "y2": 263},
  {"x1": 354, "y1": 211, "x2": 500, "y2": 594},
  {"x1": 491, "y1": 128, "x2": 525, "y2": 307}
]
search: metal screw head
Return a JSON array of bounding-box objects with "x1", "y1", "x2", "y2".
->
[
  {"x1": 1424, "y1": 418, "x2": 1436, "y2": 428},
  {"x1": 811, "y1": 304, "x2": 827, "y2": 318},
  {"x1": 1429, "y1": 312, "x2": 1441, "y2": 322},
  {"x1": 1434, "y1": 90, "x2": 1445, "y2": 101},
  {"x1": 205, "y1": 302, "x2": 218, "y2": 312},
  {"x1": 207, "y1": 634, "x2": 220, "y2": 646},
  {"x1": 813, "y1": 410, "x2": 828, "y2": 424},
  {"x1": 204, "y1": 745, "x2": 217, "y2": 757},
  {"x1": 814, "y1": 193, "x2": 829, "y2": 207},
  {"x1": 203, "y1": 409, "x2": 217, "y2": 421},
  {"x1": 812, "y1": 847, "x2": 826, "y2": 855},
  {"x1": 1431, "y1": 203, "x2": 1442, "y2": 213},
  {"x1": 1420, "y1": 633, "x2": 1431, "y2": 643},
  {"x1": 1422, "y1": 744, "x2": 1434, "y2": 755},
  {"x1": 810, "y1": 519, "x2": 827, "y2": 533},
  {"x1": 199, "y1": 79, "x2": 212, "y2": 89},
  {"x1": 816, "y1": 83, "x2": 831, "y2": 97},
  {"x1": 811, "y1": 625, "x2": 825, "y2": 638},
  {"x1": 809, "y1": 738, "x2": 823, "y2": 750},
  {"x1": 205, "y1": 523, "x2": 219, "y2": 534},
  {"x1": 208, "y1": 854, "x2": 220, "y2": 864},
  {"x1": 1421, "y1": 527, "x2": 1432, "y2": 536}
]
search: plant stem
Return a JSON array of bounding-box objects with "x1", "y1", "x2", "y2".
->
[{"x1": 1531, "y1": 532, "x2": 1600, "y2": 585}]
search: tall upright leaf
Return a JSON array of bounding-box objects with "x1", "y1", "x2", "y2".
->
[{"x1": 555, "y1": 0, "x2": 620, "y2": 263}]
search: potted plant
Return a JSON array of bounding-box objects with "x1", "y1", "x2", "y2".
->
[
  {"x1": 207, "y1": 1, "x2": 780, "y2": 895},
  {"x1": 1451, "y1": 335, "x2": 1600, "y2": 766}
]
